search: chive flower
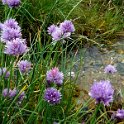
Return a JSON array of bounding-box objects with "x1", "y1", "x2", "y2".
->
[
  {"x1": 17, "y1": 60, "x2": 31, "y2": 73},
  {"x1": 2, "y1": 0, "x2": 20, "y2": 8},
  {"x1": 89, "y1": 80, "x2": 114, "y2": 106},
  {"x1": 4, "y1": 38, "x2": 28, "y2": 56},
  {"x1": 2, "y1": 88, "x2": 11, "y2": 97},
  {"x1": 47, "y1": 20, "x2": 75, "y2": 41},
  {"x1": 104, "y1": 64, "x2": 117, "y2": 74},
  {"x1": 44, "y1": 87, "x2": 62, "y2": 105},
  {"x1": 59, "y1": 20, "x2": 75, "y2": 33},
  {"x1": 0, "y1": 18, "x2": 21, "y2": 43},
  {"x1": 115, "y1": 109, "x2": 124, "y2": 120},
  {"x1": 46, "y1": 67, "x2": 64, "y2": 86}
]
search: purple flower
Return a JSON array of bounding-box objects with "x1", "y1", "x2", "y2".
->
[
  {"x1": 104, "y1": 64, "x2": 117, "y2": 74},
  {"x1": 0, "y1": 19, "x2": 21, "y2": 43},
  {"x1": 46, "y1": 67, "x2": 64, "y2": 86},
  {"x1": 0, "y1": 67, "x2": 10, "y2": 78},
  {"x1": 2, "y1": 0, "x2": 7, "y2": 4},
  {"x1": 2, "y1": 88, "x2": 25, "y2": 103},
  {"x1": 4, "y1": 38, "x2": 28, "y2": 56},
  {"x1": 50, "y1": 27, "x2": 70, "y2": 41},
  {"x1": 9, "y1": 88, "x2": 17, "y2": 98},
  {"x1": 18, "y1": 91, "x2": 25, "y2": 101},
  {"x1": 17, "y1": 60, "x2": 31, "y2": 73},
  {"x1": 2, "y1": 88, "x2": 11, "y2": 97},
  {"x1": 51, "y1": 28, "x2": 63, "y2": 41},
  {"x1": 1, "y1": 28, "x2": 22, "y2": 42},
  {"x1": 47, "y1": 24, "x2": 57, "y2": 35},
  {"x1": 3, "y1": 18, "x2": 21, "y2": 30},
  {"x1": 48, "y1": 20, "x2": 75, "y2": 41},
  {"x1": 44, "y1": 87, "x2": 62, "y2": 105},
  {"x1": 115, "y1": 109, "x2": 124, "y2": 119},
  {"x1": 59, "y1": 20, "x2": 75, "y2": 33},
  {"x1": 2, "y1": 0, "x2": 20, "y2": 8},
  {"x1": 89, "y1": 80, "x2": 114, "y2": 106},
  {"x1": 0, "y1": 23, "x2": 3, "y2": 31}
]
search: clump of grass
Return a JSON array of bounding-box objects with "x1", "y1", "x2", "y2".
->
[{"x1": 1, "y1": 0, "x2": 124, "y2": 124}]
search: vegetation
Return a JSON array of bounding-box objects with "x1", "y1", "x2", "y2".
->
[{"x1": 0, "y1": 0, "x2": 124, "y2": 123}]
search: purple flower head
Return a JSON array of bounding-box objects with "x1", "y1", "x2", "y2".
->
[
  {"x1": 0, "y1": 23, "x2": 3, "y2": 31},
  {"x1": 114, "y1": 109, "x2": 124, "y2": 119},
  {"x1": 2, "y1": 0, "x2": 7, "y2": 4},
  {"x1": 3, "y1": 18, "x2": 21, "y2": 30},
  {"x1": 18, "y1": 91, "x2": 25, "y2": 101},
  {"x1": 17, "y1": 60, "x2": 31, "y2": 73},
  {"x1": 48, "y1": 24, "x2": 58, "y2": 35},
  {"x1": 89, "y1": 80, "x2": 114, "y2": 106},
  {"x1": 51, "y1": 28, "x2": 63, "y2": 41},
  {"x1": 0, "y1": 67, "x2": 10, "y2": 78},
  {"x1": 2, "y1": 88, "x2": 11, "y2": 97},
  {"x1": 9, "y1": 88, "x2": 17, "y2": 98},
  {"x1": 2, "y1": 0, "x2": 20, "y2": 8},
  {"x1": 44, "y1": 87, "x2": 62, "y2": 105},
  {"x1": 46, "y1": 67, "x2": 64, "y2": 86},
  {"x1": 104, "y1": 64, "x2": 117, "y2": 74},
  {"x1": 4, "y1": 38, "x2": 28, "y2": 56},
  {"x1": 1, "y1": 28, "x2": 22, "y2": 42},
  {"x1": 59, "y1": 20, "x2": 75, "y2": 33}
]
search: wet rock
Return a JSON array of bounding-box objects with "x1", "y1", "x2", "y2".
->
[{"x1": 116, "y1": 63, "x2": 124, "y2": 75}]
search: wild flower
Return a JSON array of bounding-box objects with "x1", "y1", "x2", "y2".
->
[
  {"x1": 1, "y1": 28, "x2": 22, "y2": 42},
  {"x1": 17, "y1": 60, "x2": 31, "y2": 73},
  {"x1": 59, "y1": 20, "x2": 75, "y2": 33},
  {"x1": 46, "y1": 67, "x2": 64, "y2": 86},
  {"x1": 44, "y1": 87, "x2": 62, "y2": 105},
  {"x1": 2, "y1": 0, "x2": 7, "y2": 5},
  {"x1": 0, "y1": 67, "x2": 10, "y2": 78},
  {"x1": 47, "y1": 20, "x2": 75, "y2": 41},
  {"x1": 9, "y1": 88, "x2": 17, "y2": 98},
  {"x1": 3, "y1": 18, "x2": 21, "y2": 30},
  {"x1": 0, "y1": 23, "x2": 3, "y2": 31},
  {"x1": 47, "y1": 24, "x2": 57, "y2": 35},
  {"x1": 51, "y1": 28, "x2": 63, "y2": 41},
  {"x1": 2, "y1": 0, "x2": 20, "y2": 8},
  {"x1": 2, "y1": 88, "x2": 25, "y2": 103},
  {"x1": 89, "y1": 80, "x2": 114, "y2": 106},
  {"x1": 18, "y1": 91, "x2": 25, "y2": 102},
  {"x1": 0, "y1": 18, "x2": 21, "y2": 43},
  {"x1": 2, "y1": 88, "x2": 11, "y2": 97},
  {"x1": 104, "y1": 64, "x2": 117, "y2": 74},
  {"x1": 113, "y1": 109, "x2": 124, "y2": 120},
  {"x1": 4, "y1": 38, "x2": 28, "y2": 56}
]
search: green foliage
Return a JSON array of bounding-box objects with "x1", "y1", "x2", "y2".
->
[{"x1": 0, "y1": 0, "x2": 124, "y2": 123}]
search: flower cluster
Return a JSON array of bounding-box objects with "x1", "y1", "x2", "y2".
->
[
  {"x1": 44, "y1": 87, "x2": 61, "y2": 105},
  {"x1": 0, "y1": 67, "x2": 10, "y2": 78},
  {"x1": 0, "y1": 18, "x2": 22, "y2": 43},
  {"x1": 2, "y1": 0, "x2": 20, "y2": 8},
  {"x1": 0, "y1": 2, "x2": 29, "y2": 106},
  {"x1": 112, "y1": 109, "x2": 124, "y2": 120},
  {"x1": 4, "y1": 38, "x2": 28, "y2": 56},
  {"x1": 44, "y1": 67, "x2": 64, "y2": 105},
  {"x1": 104, "y1": 64, "x2": 117, "y2": 74},
  {"x1": 48, "y1": 20, "x2": 75, "y2": 41},
  {"x1": 2, "y1": 88, "x2": 25, "y2": 103},
  {"x1": 17, "y1": 60, "x2": 32, "y2": 73},
  {"x1": 46, "y1": 67, "x2": 64, "y2": 86},
  {"x1": 114, "y1": 109, "x2": 124, "y2": 120},
  {"x1": 89, "y1": 80, "x2": 114, "y2": 106},
  {"x1": 0, "y1": 18, "x2": 28, "y2": 56}
]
